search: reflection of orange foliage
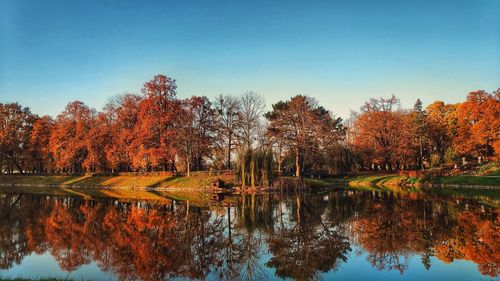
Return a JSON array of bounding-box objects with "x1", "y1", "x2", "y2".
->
[
  {"x1": 434, "y1": 242, "x2": 463, "y2": 264},
  {"x1": 352, "y1": 199, "x2": 417, "y2": 273},
  {"x1": 351, "y1": 193, "x2": 499, "y2": 277},
  {"x1": 5, "y1": 199, "x2": 224, "y2": 281},
  {"x1": 434, "y1": 210, "x2": 500, "y2": 277}
]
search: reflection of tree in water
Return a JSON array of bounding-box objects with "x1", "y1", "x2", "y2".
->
[
  {"x1": 351, "y1": 192, "x2": 413, "y2": 273},
  {"x1": 0, "y1": 190, "x2": 498, "y2": 280},
  {"x1": 434, "y1": 208, "x2": 499, "y2": 277},
  {"x1": 265, "y1": 195, "x2": 351, "y2": 281},
  {"x1": 348, "y1": 191, "x2": 499, "y2": 277},
  {"x1": 0, "y1": 194, "x2": 29, "y2": 269}
]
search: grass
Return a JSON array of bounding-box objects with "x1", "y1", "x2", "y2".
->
[
  {"x1": 429, "y1": 175, "x2": 499, "y2": 186},
  {"x1": 315, "y1": 172, "x2": 499, "y2": 189},
  {"x1": 477, "y1": 162, "x2": 500, "y2": 176},
  {"x1": 343, "y1": 174, "x2": 412, "y2": 187},
  {"x1": 0, "y1": 174, "x2": 235, "y2": 189},
  {"x1": 0, "y1": 184, "x2": 219, "y2": 206},
  {"x1": 0, "y1": 174, "x2": 237, "y2": 206}
]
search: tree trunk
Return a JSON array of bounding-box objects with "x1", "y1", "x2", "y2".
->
[
  {"x1": 250, "y1": 155, "x2": 255, "y2": 188},
  {"x1": 241, "y1": 153, "x2": 246, "y2": 190},
  {"x1": 251, "y1": 193, "x2": 255, "y2": 223},
  {"x1": 13, "y1": 160, "x2": 24, "y2": 175},
  {"x1": 296, "y1": 196, "x2": 302, "y2": 224},
  {"x1": 295, "y1": 151, "x2": 302, "y2": 178},
  {"x1": 419, "y1": 136, "x2": 424, "y2": 170},
  {"x1": 186, "y1": 156, "x2": 191, "y2": 177},
  {"x1": 227, "y1": 136, "x2": 232, "y2": 170}
]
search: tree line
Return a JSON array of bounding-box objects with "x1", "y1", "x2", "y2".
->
[{"x1": 0, "y1": 73, "x2": 498, "y2": 178}]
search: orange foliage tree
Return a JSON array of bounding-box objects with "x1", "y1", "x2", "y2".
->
[
  {"x1": 131, "y1": 74, "x2": 180, "y2": 171},
  {"x1": 30, "y1": 115, "x2": 54, "y2": 173},
  {"x1": 351, "y1": 95, "x2": 414, "y2": 170},
  {"x1": 0, "y1": 103, "x2": 36, "y2": 173},
  {"x1": 455, "y1": 90, "x2": 500, "y2": 160},
  {"x1": 49, "y1": 101, "x2": 95, "y2": 173}
]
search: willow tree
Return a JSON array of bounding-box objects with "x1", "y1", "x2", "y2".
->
[{"x1": 236, "y1": 148, "x2": 273, "y2": 189}]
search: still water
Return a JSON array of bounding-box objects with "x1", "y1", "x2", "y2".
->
[{"x1": 0, "y1": 189, "x2": 498, "y2": 281}]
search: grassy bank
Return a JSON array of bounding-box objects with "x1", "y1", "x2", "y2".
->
[
  {"x1": 339, "y1": 173, "x2": 499, "y2": 188},
  {"x1": 0, "y1": 174, "x2": 238, "y2": 205},
  {"x1": 0, "y1": 174, "x2": 235, "y2": 189},
  {"x1": 0, "y1": 183, "x2": 219, "y2": 206}
]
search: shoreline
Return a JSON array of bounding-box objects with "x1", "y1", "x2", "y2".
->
[{"x1": 0, "y1": 173, "x2": 498, "y2": 191}]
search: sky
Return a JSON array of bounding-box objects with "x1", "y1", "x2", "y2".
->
[{"x1": 1, "y1": 0, "x2": 499, "y2": 118}]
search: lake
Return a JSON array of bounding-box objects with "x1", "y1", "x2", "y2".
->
[{"x1": 0, "y1": 189, "x2": 498, "y2": 281}]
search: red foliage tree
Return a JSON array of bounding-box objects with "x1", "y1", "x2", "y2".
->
[{"x1": 131, "y1": 74, "x2": 180, "y2": 171}]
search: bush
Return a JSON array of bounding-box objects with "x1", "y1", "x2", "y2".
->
[{"x1": 444, "y1": 148, "x2": 460, "y2": 164}]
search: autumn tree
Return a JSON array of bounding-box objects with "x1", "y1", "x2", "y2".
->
[
  {"x1": 49, "y1": 101, "x2": 95, "y2": 173},
  {"x1": 0, "y1": 103, "x2": 36, "y2": 174},
  {"x1": 103, "y1": 93, "x2": 142, "y2": 172},
  {"x1": 131, "y1": 74, "x2": 180, "y2": 171},
  {"x1": 29, "y1": 115, "x2": 54, "y2": 173},
  {"x1": 425, "y1": 101, "x2": 457, "y2": 165},
  {"x1": 175, "y1": 96, "x2": 216, "y2": 176},
  {"x1": 455, "y1": 90, "x2": 500, "y2": 160},
  {"x1": 265, "y1": 95, "x2": 345, "y2": 178},
  {"x1": 84, "y1": 112, "x2": 112, "y2": 173},
  {"x1": 351, "y1": 95, "x2": 411, "y2": 171}
]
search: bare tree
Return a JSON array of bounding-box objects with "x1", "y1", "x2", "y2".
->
[
  {"x1": 239, "y1": 91, "x2": 265, "y2": 150},
  {"x1": 214, "y1": 95, "x2": 241, "y2": 169}
]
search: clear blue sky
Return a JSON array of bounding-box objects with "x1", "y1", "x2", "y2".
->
[{"x1": 1, "y1": 0, "x2": 499, "y2": 118}]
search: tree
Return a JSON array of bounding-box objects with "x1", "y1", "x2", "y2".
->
[
  {"x1": 412, "y1": 99, "x2": 427, "y2": 170},
  {"x1": 0, "y1": 103, "x2": 35, "y2": 174},
  {"x1": 131, "y1": 74, "x2": 180, "y2": 171},
  {"x1": 103, "y1": 93, "x2": 142, "y2": 172},
  {"x1": 239, "y1": 91, "x2": 265, "y2": 150},
  {"x1": 175, "y1": 96, "x2": 216, "y2": 176},
  {"x1": 455, "y1": 90, "x2": 500, "y2": 160},
  {"x1": 29, "y1": 115, "x2": 54, "y2": 173},
  {"x1": 50, "y1": 101, "x2": 95, "y2": 173},
  {"x1": 214, "y1": 95, "x2": 242, "y2": 170},
  {"x1": 84, "y1": 112, "x2": 112, "y2": 173},
  {"x1": 351, "y1": 95, "x2": 409, "y2": 171},
  {"x1": 425, "y1": 101, "x2": 457, "y2": 165},
  {"x1": 265, "y1": 95, "x2": 344, "y2": 178}
]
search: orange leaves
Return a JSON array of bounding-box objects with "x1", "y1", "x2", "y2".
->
[
  {"x1": 454, "y1": 90, "x2": 499, "y2": 159},
  {"x1": 351, "y1": 97, "x2": 408, "y2": 169},
  {"x1": 351, "y1": 90, "x2": 500, "y2": 170},
  {"x1": 129, "y1": 75, "x2": 181, "y2": 171}
]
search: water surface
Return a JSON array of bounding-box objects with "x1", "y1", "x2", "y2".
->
[{"x1": 0, "y1": 189, "x2": 498, "y2": 281}]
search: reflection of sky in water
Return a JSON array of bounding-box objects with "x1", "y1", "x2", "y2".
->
[
  {"x1": 1, "y1": 245, "x2": 496, "y2": 281},
  {"x1": 325, "y1": 250, "x2": 494, "y2": 281},
  {"x1": 0, "y1": 253, "x2": 117, "y2": 280}
]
